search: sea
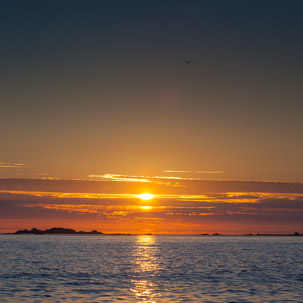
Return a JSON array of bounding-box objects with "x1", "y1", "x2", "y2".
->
[{"x1": 0, "y1": 235, "x2": 302, "y2": 302}]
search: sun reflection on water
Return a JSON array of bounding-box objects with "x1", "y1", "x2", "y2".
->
[{"x1": 130, "y1": 235, "x2": 161, "y2": 302}]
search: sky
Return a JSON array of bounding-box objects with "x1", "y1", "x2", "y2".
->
[{"x1": 1, "y1": 1, "x2": 303, "y2": 233}]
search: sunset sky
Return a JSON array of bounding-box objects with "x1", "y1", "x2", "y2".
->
[{"x1": 1, "y1": 1, "x2": 303, "y2": 234}]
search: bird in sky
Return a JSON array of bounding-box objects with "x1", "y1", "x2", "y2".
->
[{"x1": 184, "y1": 60, "x2": 193, "y2": 64}]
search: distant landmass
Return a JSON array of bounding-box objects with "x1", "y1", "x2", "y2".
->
[
  {"x1": 15, "y1": 227, "x2": 103, "y2": 235},
  {"x1": 199, "y1": 232, "x2": 302, "y2": 236},
  {"x1": 12, "y1": 228, "x2": 303, "y2": 236},
  {"x1": 246, "y1": 232, "x2": 302, "y2": 236}
]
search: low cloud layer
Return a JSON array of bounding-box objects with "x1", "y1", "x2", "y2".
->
[
  {"x1": 0, "y1": 162, "x2": 29, "y2": 168},
  {"x1": 0, "y1": 178, "x2": 303, "y2": 234}
]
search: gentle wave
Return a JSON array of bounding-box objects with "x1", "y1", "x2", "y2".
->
[{"x1": 0, "y1": 235, "x2": 302, "y2": 302}]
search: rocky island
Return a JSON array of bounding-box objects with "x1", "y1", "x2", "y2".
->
[{"x1": 15, "y1": 227, "x2": 103, "y2": 235}]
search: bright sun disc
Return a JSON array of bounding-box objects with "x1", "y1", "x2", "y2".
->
[{"x1": 138, "y1": 193, "x2": 154, "y2": 200}]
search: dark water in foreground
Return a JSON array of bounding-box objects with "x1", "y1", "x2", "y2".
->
[{"x1": 0, "y1": 235, "x2": 302, "y2": 302}]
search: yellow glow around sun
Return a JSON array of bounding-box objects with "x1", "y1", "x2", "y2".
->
[
  {"x1": 138, "y1": 193, "x2": 154, "y2": 200},
  {"x1": 140, "y1": 205, "x2": 152, "y2": 210}
]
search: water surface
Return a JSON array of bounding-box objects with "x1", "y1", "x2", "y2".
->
[{"x1": 0, "y1": 235, "x2": 302, "y2": 302}]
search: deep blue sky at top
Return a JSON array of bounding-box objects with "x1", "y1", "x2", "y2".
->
[{"x1": 1, "y1": 0, "x2": 303, "y2": 180}]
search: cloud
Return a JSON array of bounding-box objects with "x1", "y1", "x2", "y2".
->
[
  {"x1": 1, "y1": 188, "x2": 303, "y2": 216},
  {"x1": 0, "y1": 162, "x2": 29, "y2": 168},
  {"x1": 163, "y1": 170, "x2": 190, "y2": 173},
  {"x1": 88, "y1": 173, "x2": 227, "y2": 185},
  {"x1": 163, "y1": 170, "x2": 225, "y2": 174},
  {"x1": 88, "y1": 174, "x2": 151, "y2": 182},
  {"x1": 1, "y1": 185, "x2": 303, "y2": 233},
  {"x1": 256, "y1": 197, "x2": 303, "y2": 210},
  {"x1": 1, "y1": 178, "x2": 303, "y2": 195}
]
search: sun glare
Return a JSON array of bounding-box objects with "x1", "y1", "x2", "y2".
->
[
  {"x1": 140, "y1": 206, "x2": 152, "y2": 210},
  {"x1": 138, "y1": 193, "x2": 154, "y2": 200}
]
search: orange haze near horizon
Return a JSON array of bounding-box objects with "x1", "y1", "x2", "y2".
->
[{"x1": 0, "y1": 177, "x2": 303, "y2": 234}]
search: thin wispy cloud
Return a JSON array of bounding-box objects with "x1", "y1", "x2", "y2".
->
[
  {"x1": 163, "y1": 170, "x2": 225, "y2": 174},
  {"x1": 88, "y1": 173, "x2": 225, "y2": 185},
  {"x1": 196, "y1": 171, "x2": 225, "y2": 174},
  {"x1": 163, "y1": 170, "x2": 194, "y2": 173},
  {"x1": 1, "y1": 177, "x2": 303, "y2": 195},
  {"x1": 0, "y1": 162, "x2": 29, "y2": 168},
  {"x1": 88, "y1": 174, "x2": 151, "y2": 182}
]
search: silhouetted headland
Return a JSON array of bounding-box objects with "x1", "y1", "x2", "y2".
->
[{"x1": 15, "y1": 227, "x2": 103, "y2": 235}]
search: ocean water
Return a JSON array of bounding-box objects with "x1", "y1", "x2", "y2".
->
[{"x1": 0, "y1": 235, "x2": 302, "y2": 302}]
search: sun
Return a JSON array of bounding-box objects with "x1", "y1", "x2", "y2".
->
[{"x1": 138, "y1": 193, "x2": 154, "y2": 200}]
